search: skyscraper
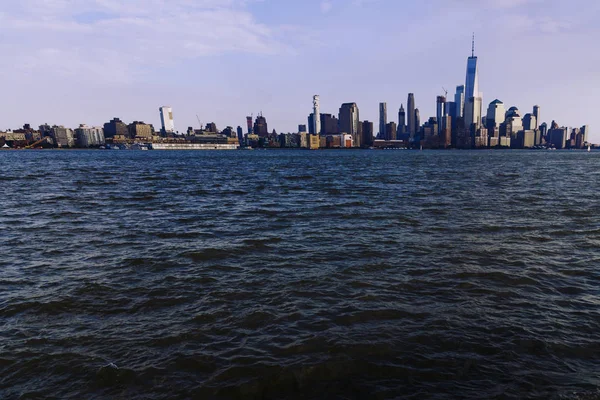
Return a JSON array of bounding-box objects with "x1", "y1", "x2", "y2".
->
[
  {"x1": 313, "y1": 95, "x2": 321, "y2": 135},
  {"x1": 455, "y1": 85, "x2": 465, "y2": 118},
  {"x1": 386, "y1": 122, "x2": 397, "y2": 141},
  {"x1": 339, "y1": 103, "x2": 360, "y2": 147},
  {"x1": 321, "y1": 114, "x2": 339, "y2": 135},
  {"x1": 523, "y1": 114, "x2": 537, "y2": 131},
  {"x1": 407, "y1": 93, "x2": 416, "y2": 140},
  {"x1": 436, "y1": 96, "x2": 446, "y2": 135},
  {"x1": 379, "y1": 102, "x2": 387, "y2": 139},
  {"x1": 464, "y1": 35, "x2": 482, "y2": 129},
  {"x1": 414, "y1": 108, "x2": 421, "y2": 138},
  {"x1": 362, "y1": 120, "x2": 374, "y2": 147},
  {"x1": 486, "y1": 99, "x2": 505, "y2": 132},
  {"x1": 246, "y1": 116, "x2": 253, "y2": 134},
  {"x1": 159, "y1": 106, "x2": 175, "y2": 133},
  {"x1": 398, "y1": 104, "x2": 406, "y2": 135},
  {"x1": 253, "y1": 113, "x2": 268, "y2": 137},
  {"x1": 533, "y1": 105, "x2": 541, "y2": 130}
]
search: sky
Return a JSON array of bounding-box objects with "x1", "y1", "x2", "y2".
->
[{"x1": 1, "y1": 0, "x2": 599, "y2": 141}]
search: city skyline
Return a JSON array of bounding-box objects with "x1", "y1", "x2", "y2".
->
[{"x1": 0, "y1": 0, "x2": 598, "y2": 142}]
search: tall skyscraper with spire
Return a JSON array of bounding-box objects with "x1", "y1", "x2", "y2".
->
[
  {"x1": 407, "y1": 93, "x2": 416, "y2": 140},
  {"x1": 379, "y1": 103, "x2": 387, "y2": 139},
  {"x1": 464, "y1": 34, "x2": 482, "y2": 129},
  {"x1": 398, "y1": 104, "x2": 406, "y2": 135}
]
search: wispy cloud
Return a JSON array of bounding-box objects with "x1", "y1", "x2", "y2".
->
[{"x1": 0, "y1": 0, "x2": 287, "y2": 84}]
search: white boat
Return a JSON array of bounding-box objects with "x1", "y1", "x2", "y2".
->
[{"x1": 588, "y1": 145, "x2": 591, "y2": 152}]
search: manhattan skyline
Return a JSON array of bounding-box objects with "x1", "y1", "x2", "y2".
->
[{"x1": 0, "y1": 0, "x2": 598, "y2": 142}]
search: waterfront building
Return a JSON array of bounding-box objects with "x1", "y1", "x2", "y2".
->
[
  {"x1": 309, "y1": 134, "x2": 320, "y2": 150},
  {"x1": 341, "y1": 133, "x2": 353, "y2": 148},
  {"x1": 436, "y1": 96, "x2": 446, "y2": 135},
  {"x1": 548, "y1": 124, "x2": 568, "y2": 149},
  {"x1": 253, "y1": 114, "x2": 268, "y2": 137},
  {"x1": 362, "y1": 120, "x2": 374, "y2": 147},
  {"x1": 441, "y1": 115, "x2": 452, "y2": 148},
  {"x1": 128, "y1": 121, "x2": 153, "y2": 139},
  {"x1": 237, "y1": 126, "x2": 244, "y2": 143},
  {"x1": 581, "y1": 125, "x2": 590, "y2": 146},
  {"x1": 298, "y1": 124, "x2": 307, "y2": 133},
  {"x1": 103, "y1": 118, "x2": 128, "y2": 138},
  {"x1": 313, "y1": 95, "x2": 321, "y2": 136},
  {"x1": 339, "y1": 103, "x2": 360, "y2": 147},
  {"x1": 397, "y1": 104, "x2": 406, "y2": 136},
  {"x1": 407, "y1": 93, "x2": 416, "y2": 140},
  {"x1": 159, "y1": 106, "x2": 175, "y2": 134},
  {"x1": 50, "y1": 126, "x2": 75, "y2": 148},
  {"x1": 379, "y1": 102, "x2": 387, "y2": 139},
  {"x1": 516, "y1": 130, "x2": 536, "y2": 148},
  {"x1": 75, "y1": 125, "x2": 105, "y2": 147}
]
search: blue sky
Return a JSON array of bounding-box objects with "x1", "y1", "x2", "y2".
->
[{"x1": 1, "y1": 0, "x2": 598, "y2": 141}]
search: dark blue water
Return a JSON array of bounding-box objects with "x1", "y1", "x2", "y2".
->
[{"x1": 1, "y1": 149, "x2": 599, "y2": 399}]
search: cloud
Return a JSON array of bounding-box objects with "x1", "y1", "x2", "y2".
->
[
  {"x1": 0, "y1": 0, "x2": 286, "y2": 84},
  {"x1": 320, "y1": 1, "x2": 333, "y2": 13}
]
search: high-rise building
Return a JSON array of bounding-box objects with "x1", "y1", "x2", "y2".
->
[
  {"x1": 523, "y1": 114, "x2": 537, "y2": 131},
  {"x1": 533, "y1": 105, "x2": 541, "y2": 130},
  {"x1": 321, "y1": 114, "x2": 339, "y2": 135},
  {"x1": 362, "y1": 121, "x2": 374, "y2": 147},
  {"x1": 128, "y1": 121, "x2": 154, "y2": 139},
  {"x1": 75, "y1": 125, "x2": 105, "y2": 147},
  {"x1": 298, "y1": 124, "x2": 307, "y2": 133},
  {"x1": 339, "y1": 103, "x2": 360, "y2": 147},
  {"x1": 486, "y1": 99, "x2": 505, "y2": 132},
  {"x1": 386, "y1": 122, "x2": 397, "y2": 141},
  {"x1": 236, "y1": 126, "x2": 244, "y2": 143},
  {"x1": 103, "y1": 118, "x2": 128, "y2": 138},
  {"x1": 407, "y1": 93, "x2": 416, "y2": 140},
  {"x1": 379, "y1": 102, "x2": 387, "y2": 139},
  {"x1": 436, "y1": 96, "x2": 446, "y2": 135},
  {"x1": 159, "y1": 106, "x2": 175, "y2": 133},
  {"x1": 415, "y1": 108, "x2": 421, "y2": 138},
  {"x1": 246, "y1": 116, "x2": 253, "y2": 134},
  {"x1": 50, "y1": 126, "x2": 75, "y2": 148},
  {"x1": 397, "y1": 104, "x2": 406, "y2": 135},
  {"x1": 465, "y1": 36, "x2": 480, "y2": 101},
  {"x1": 313, "y1": 95, "x2": 321, "y2": 135},
  {"x1": 455, "y1": 85, "x2": 465, "y2": 118},
  {"x1": 253, "y1": 113, "x2": 268, "y2": 137},
  {"x1": 464, "y1": 35, "x2": 482, "y2": 129}
]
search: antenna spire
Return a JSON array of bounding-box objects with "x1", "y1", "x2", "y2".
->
[{"x1": 472, "y1": 32, "x2": 475, "y2": 57}]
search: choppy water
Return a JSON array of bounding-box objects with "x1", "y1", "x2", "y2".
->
[{"x1": 1, "y1": 149, "x2": 600, "y2": 399}]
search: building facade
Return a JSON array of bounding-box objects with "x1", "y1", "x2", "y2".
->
[{"x1": 159, "y1": 106, "x2": 175, "y2": 133}]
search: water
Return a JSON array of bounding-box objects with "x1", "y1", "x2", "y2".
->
[{"x1": 1, "y1": 149, "x2": 599, "y2": 399}]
